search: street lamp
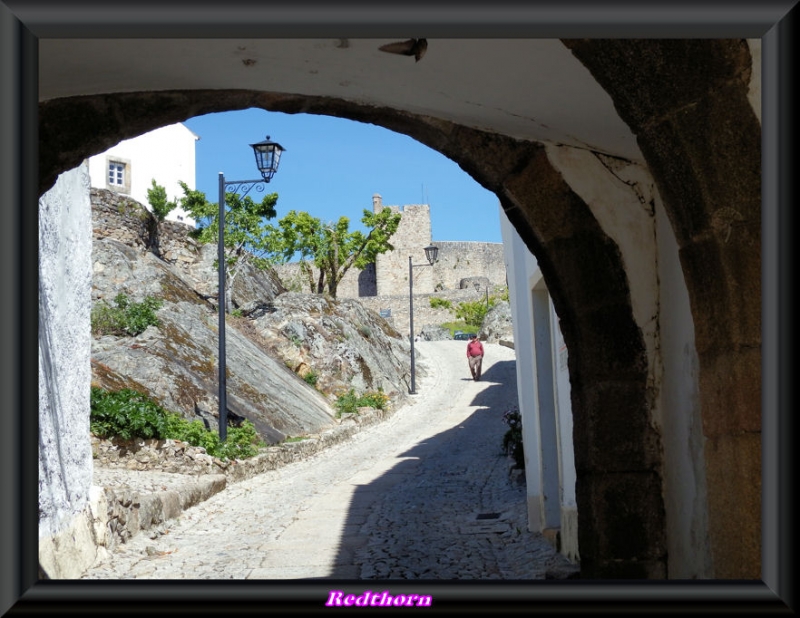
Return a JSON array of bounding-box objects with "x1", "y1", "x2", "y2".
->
[
  {"x1": 409, "y1": 245, "x2": 439, "y2": 394},
  {"x1": 217, "y1": 136, "x2": 285, "y2": 441}
]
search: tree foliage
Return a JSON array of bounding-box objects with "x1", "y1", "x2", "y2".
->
[
  {"x1": 146, "y1": 179, "x2": 178, "y2": 222},
  {"x1": 264, "y1": 208, "x2": 402, "y2": 298},
  {"x1": 177, "y1": 181, "x2": 279, "y2": 312}
]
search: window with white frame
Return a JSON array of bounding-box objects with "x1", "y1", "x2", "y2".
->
[
  {"x1": 108, "y1": 161, "x2": 125, "y2": 186},
  {"x1": 105, "y1": 157, "x2": 131, "y2": 193}
]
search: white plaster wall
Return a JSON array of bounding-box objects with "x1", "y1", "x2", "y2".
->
[
  {"x1": 545, "y1": 145, "x2": 660, "y2": 388},
  {"x1": 655, "y1": 200, "x2": 712, "y2": 579},
  {"x1": 38, "y1": 164, "x2": 93, "y2": 538},
  {"x1": 550, "y1": 300, "x2": 579, "y2": 561},
  {"x1": 499, "y1": 206, "x2": 543, "y2": 532},
  {"x1": 500, "y1": 204, "x2": 578, "y2": 560},
  {"x1": 540, "y1": 143, "x2": 709, "y2": 576},
  {"x1": 87, "y1": 122, "x2": 197, "y2": 225}
]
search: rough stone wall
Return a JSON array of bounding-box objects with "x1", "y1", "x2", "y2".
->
[
  {"x1": 430, "y1": 241, "x2": 507, "y2": 292},
  {"x1": 91, "y1": 188, "x2": 198, "y2": 264},
  {"x1": 374, "y1": 197, "x2": 436, "y2": 297},
  {"x1": 358, "y1": 287, "x2": 492, "y2": 339},
  {"x1": 272, "y1": 195, "x2": 507, "y2": 303},
  {"x1": 39, "y1": 165, "x2": 94, "y2": 539}
]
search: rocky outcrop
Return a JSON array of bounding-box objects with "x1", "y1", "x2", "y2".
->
[
  {"x1": 479, "y1": 300, "x2": 514, "y2": 344},
  {"x1": 90, "y1": 190, "x2": 415, "y2": 445}
]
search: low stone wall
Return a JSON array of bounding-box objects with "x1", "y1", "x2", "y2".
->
[
  {"x1": 358, "y1": 288, "x2": 495, "y2": 338},
  {"x1": 84, "y1": 405, "x2": 393, "y2": 568}
]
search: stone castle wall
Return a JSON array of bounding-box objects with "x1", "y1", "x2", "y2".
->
[{"x1": 273, "y1": 194, "x2": 506, "y2": 305}]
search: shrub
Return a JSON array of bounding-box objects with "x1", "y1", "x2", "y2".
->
[
  {"x1": 429, "y1": 297, "x2": 452, "y2": 310},
  {"x1": 146, "y1": 179, "x2": 178, "y2": 222},
  {"x1": 454, "y1": 299, "x2": 492, "y2": 327},
  {"x1": 334, "y1": 388, "x2": 389, "y2": 417},
  {"x1": 502, "y1": 407, "x2": 525, "y2": 469},
  {"x1": 90, "y1": 387, "x2": 264, "y2": 460},
  {"x1": 90, "y1": 387, "x2": 168, "y2": 440},
  {"x1": 303, "y1": 370, "x2": 319, "y2": 386},
  {"x1": 91, "y1": 293, "x2": 163, "y2": 336}
]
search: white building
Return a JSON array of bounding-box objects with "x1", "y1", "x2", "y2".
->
[
  {"x1": 87, "y1": 122, "x2": 198, "y2": 226},
  {"x1": 499, "y1": 205, "x2": 579, "y2": 563}
]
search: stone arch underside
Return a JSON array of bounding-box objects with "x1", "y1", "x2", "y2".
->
[
  {"x1": 563, "y1": 39, "x2": 762, "y2": 580},
  {"x1": 41, "y1": 90, "x2": 664, "y2": 578},
  {"x1": 40, "y1": 36, "x2": 761, "y2": 579}
]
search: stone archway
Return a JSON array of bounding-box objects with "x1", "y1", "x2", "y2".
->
[
  {"x1": 563, "y1": 39, "x2": 762, "y2": 579},
  {"x1": 39, "y1": 35, "x2": 762, "y2": 579},
  {"x1": 40, "y1": 90, "x2": 666, "y2": 577}
]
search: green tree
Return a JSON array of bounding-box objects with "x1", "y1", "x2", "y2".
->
[
  {"x1": 265, "y1": 208, "x2": 401, "y2": 298},
  {"x1": 145, "y1": 179, "x2": 180, "y2": 252},
  {"x1": 146, "y1": 179, "x2": 178, "y2": 222},
  {"x1": 177, "y1": 181, "x2": 278, "y2": 313}
]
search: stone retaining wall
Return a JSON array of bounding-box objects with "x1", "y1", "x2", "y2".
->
[
  {"x1": 88, "y1": 405, "x2": 392, "y2": 557},
  {"x1": 91, "y1": 188, "x2": 199, "y2": 264}
]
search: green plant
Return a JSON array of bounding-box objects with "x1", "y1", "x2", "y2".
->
[
  {"x1": 303, "y1": 370, "x2": 319, "y2": 386},
  {"x1": 90, "y1": 387, "x2": 264, "y2": 460},
  {"x1": 90, "y1": 387, "x2": 168, "y2": 440},
  {"x1": 440, "y1": 321, "x2": 477, "y2": 337},
  {"x1": 334, "y1": 388, "x2": 389, "y2": 417},
  {"x1": 454, "y1": 299, "x2": 493, "y2": 328},
  {"x1": 502, "y1": 407, "x2": 524, "y2": 469},
  {"x1": 429, "y1": 297, "x2": 452, "y2": 310},
  {"x1": 91, "y1": 293, "x2": 163, "y2": 337},
  {"x1": 146, "y1": 179, "x2": 178, "y2": 222},
  {"x1": 231, "y1": 308, "x2": 243, "y2": 318}
]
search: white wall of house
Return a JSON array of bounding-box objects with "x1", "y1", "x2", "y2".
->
[
  {"x1": 500, "y1": 205, "x2": 579, "y2": 562},
  {"x1": 87, "y1": 122, "x2": 198, "y2": 225},
  {"x1": 499, "y1": 146, "x2": 711, "y2": 576},
  {"x1": 38, "y1": 163, "x2": 104, "y2": 578}
]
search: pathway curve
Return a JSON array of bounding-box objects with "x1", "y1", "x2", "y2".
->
[{"x1": 81, "y1": 341, "x2": 576, "y2": 580}]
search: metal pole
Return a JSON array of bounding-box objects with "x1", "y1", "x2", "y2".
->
[
  {"x1": 218, "y1": 172, "x2": 227, "y2": 441},
  {"x1": 409, "y1": 255, "x2": 416, "y2": 394}
]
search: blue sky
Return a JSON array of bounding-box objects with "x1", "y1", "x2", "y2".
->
[{"x1": 183, "y1": 108, "x2": 502, "y2": 244}]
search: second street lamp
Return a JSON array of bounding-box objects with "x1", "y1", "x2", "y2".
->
[
  {"x1": 409, "y1": 245, "x2": 439, "y2": 394},
  {"x1": 217, "y1": 136, "x2": 285, "y2": 441}
]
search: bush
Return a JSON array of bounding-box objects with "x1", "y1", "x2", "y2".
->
[
  {"x1": 91, "y1": 293, "x2": 163, "y2": 336},
  {"x1": 303, "y1": 370, "x2": 319, "y2": 386},
  {"x1": 429, "y1": 297, "x2": 452, "y2": 310},
  {"x1": 454, "y1": 299, "x2": 493, "y2": 327},
  {"x1": 334, "y1": 388, "x2": 389, "y2": 417},
  {"x1": 90, "y1": 387, "x2": 264, "y2": 460}
]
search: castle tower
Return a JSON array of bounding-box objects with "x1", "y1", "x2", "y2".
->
[{"x1": 374, "y1": 198, "x2": 434, "y2": 297}]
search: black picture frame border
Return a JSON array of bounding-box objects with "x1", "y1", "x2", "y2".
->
[{"x1": 1, "y1": 0, "x2": 794, "y2": 614}]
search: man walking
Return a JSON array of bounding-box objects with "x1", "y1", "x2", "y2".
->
[{"x1": 466, "y1": 333, "x2": 484, "y2": 381}]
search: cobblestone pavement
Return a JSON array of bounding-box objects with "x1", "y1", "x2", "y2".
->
[{"x1": 81, "y1": 341, "x2": 578, "y2": 581}]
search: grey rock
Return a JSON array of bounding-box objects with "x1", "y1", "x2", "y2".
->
[
  {"x1": 419, "y1": 325, "x2": 451, "y2": 341},
  {"x1": 479, "y1": 300, "x2": 513, "y2": 343},
  {"x1": 90, "y1": 193, "x2": 413, "y2": 446}
]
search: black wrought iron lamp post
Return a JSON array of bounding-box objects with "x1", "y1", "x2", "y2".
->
[
  {"x1": 218, "y1": 136, "x2": 285, "y2": 441},
  {"x1": 408, "y1": 245, "x2": 439, "y2": 394}
]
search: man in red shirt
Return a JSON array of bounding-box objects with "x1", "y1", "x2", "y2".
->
[{"x1": 466, "y1": 334, "x2": 485, "y2": 381}]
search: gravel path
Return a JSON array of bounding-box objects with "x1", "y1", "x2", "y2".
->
[{"x1": 81, "y1": 340, "x2": 577, "y2": 580}]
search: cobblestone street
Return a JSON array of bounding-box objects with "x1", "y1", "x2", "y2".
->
[{"x1": 81, "y1": 341, "x2": 577, "y2": 582}]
